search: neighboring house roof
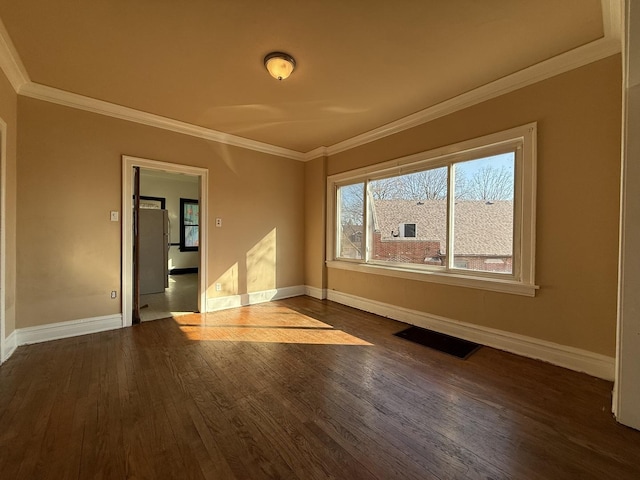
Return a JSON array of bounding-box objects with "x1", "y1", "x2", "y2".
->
[{"x1": 372, "y1": 199, "x2": 513, "y2": 256}]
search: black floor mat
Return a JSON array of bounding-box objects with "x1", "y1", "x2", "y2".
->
[{"x1": 394, "y1": 326, "x2": 481, "y2": 359}]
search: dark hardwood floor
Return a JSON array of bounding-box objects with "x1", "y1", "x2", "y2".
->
[{"x1": 1, "y1": 296, "x2": 639, "y2": 479}]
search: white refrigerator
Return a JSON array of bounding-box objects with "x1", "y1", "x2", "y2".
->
[{"x1": 139, "y1": 209, "x2": 169, "y2": 295}]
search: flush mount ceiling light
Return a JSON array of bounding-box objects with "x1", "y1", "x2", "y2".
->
[{"x1": 264, "y1": 52, "x2": 296, "y2": 81}]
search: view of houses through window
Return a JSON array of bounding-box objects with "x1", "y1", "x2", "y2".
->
[{"x1": 337, "y1": 152, "x2": 515, "y2": 275}]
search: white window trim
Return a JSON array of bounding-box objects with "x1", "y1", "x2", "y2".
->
[{"x1": 326, "y1": 123, "x2": 538, "y2": 297}]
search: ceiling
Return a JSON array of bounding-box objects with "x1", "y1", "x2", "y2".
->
[{"x1": 0, "y1": 1, "x2": 614, "y2": 155}]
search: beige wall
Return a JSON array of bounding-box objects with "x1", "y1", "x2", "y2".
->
[
  {"x1": 17, "y1": 97, "x2": 304, "y2": 328},
  {"x1": 326, "y1": 55, "x2": 622, "y2": 356},
  {"x1": 0, "y1": 68, "x2": 17, "y2": 338},
  {"x1": 304, "y1": 156, "x2": 327, "y2": 290}
]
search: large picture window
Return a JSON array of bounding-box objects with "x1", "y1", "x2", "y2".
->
[{"x1": 328, "y1": 124, "x2": 537, "y2": 296}]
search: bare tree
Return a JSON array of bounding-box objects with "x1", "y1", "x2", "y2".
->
[
  {"x1": 339, "y1": 183, "x2": 364, "y2": 225},
  {"x1": 340, "y1": 164, "x2": 512, "y2": 228},
  {"x1": 398, "y1": 167, "x2": 470, "y2": 201},
  {"x1": 369, "y1": 177, "x2": 403, "y2": 200},
  {"x1": 401, "y1": 168, "x2": 448, "y2": 200},
  {"x1": 338, "y1": 184, "x2": 365, "y2": 258},
  {"x1": 466, "y1": 165, "x2": 514, "y2": 200}
]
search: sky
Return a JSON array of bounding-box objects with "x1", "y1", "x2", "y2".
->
[{"x1": 455, "y1": 152, "x2": 515, "y2": 177}]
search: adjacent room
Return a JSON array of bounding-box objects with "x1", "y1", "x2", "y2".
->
[{"x1": 1, "y1": 1, "x2": 640, "y2": 478}]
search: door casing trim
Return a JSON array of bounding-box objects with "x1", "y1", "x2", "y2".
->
[{"x1": 122, "y1": 155, "x2": 208, "y2": 327}]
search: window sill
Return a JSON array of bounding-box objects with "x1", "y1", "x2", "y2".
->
[{"x1": 326, "y1": 260, "x2": 538, "y2": 297}]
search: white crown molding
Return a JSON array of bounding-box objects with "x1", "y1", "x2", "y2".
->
[
  {"x1": 327, "y1": 289, "x2": 615, "y2": 380},
  {"x1": 0, "y1": 1, "x2": 623, "y2": 161},
  {"x1": 0, "y1": 16, "x2": 29, "y2": 91},
  {"x1": 322, "y1": 0, "x2": 622, "y2": 156},
  {"x1": 0, "y1": 18, "x2": 304, "y2": 162},
  {"x1": 324, "y1": 39, "x2": 621, "y2": 156},
  {"x1": 302, "y1": 146, "x2": 328, "y2": 161},
  {"x1": 15, "y1": 36, "x2": 622, "y2": 162},
  {"x1": 19, "y1": 83, "x2": 306, "y2": 161}
]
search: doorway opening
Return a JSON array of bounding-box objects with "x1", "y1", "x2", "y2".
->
[
  {"x1": 138, "y1": 169, "x2": 199, "y2": 321},
  {"x1": 122, "y1": 156, "x2": 208, "y2": 328}
]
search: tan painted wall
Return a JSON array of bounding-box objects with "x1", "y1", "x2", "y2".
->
[
  {"x1": 326, "y1": 55, "x2": 622, "y2": 356},
  {"x1": 304, "y1": 156, "x2": 327, "y2": 290},
  {"x1": 0, "y1": 69, "x2": 17, "y2": 338},
  {"x1": 16, "y1": 97, "x2": 304, "y2": 328}
]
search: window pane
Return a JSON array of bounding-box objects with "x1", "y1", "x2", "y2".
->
[
  {"x1": 452, "y1": 153, "x2": 515, "y2": 274},
  {"x1": 184, "y1": 202, "x2": 199, "y2": 225},
  {"x1": 337, "y1": 183, "x2": 364, "y2": 259},
  {"x1": 370, "y1": 167, "x2": 448, "y2": 266},
  {"x1": 180, "y1": 198, "x2": 199, "y2": 251},
  {"x1": 185, "y1": 225, "x2": 199, "y2": 248}
]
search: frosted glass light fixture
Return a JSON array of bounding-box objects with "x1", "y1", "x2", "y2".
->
[{"x1": 264, "y1": 52, "x2": 296, "y2": 80}]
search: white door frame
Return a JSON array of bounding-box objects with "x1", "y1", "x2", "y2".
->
[
  {"x1": 615, "y1": 0, "x2": 640, "y2": 430},
  {"x1": 0, "y1": 118, "x2": 7, "y2": 363},
  {"x1": 122, "y1": 155, "x2": 208, "y2": 327}
]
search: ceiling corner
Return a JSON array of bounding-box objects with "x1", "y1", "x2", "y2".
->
[
  {"x1": 0, "y1": 16, "x2": 29, "y2": 92},
  {"x1": 303, "y1": 146, "x2": 328, "y2": 162}
]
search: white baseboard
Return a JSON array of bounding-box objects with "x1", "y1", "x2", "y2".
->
[
  {"x1": 2, "y1": 329, "x2": 17, "y2": 362},
  {"x1": 207, "y1": 285, "x2": 306, "y2": 312},
  {"x1": 4, "y1": 290, "x2": 613, "y2": 381},
  {"x1": 304, "y1": 286, "x2": 327, "y2": 300},
  {"x1": 327, "y1": 289, "x2": 615, "y2": 380},
  {"x1": 17, "y1": 314, "x2": 123, "y2": 346}
]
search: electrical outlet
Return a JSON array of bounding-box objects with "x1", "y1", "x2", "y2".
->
[
  {"x1": 111, "y1": 291, "x2": 117, "y2": 299},
  {"x1": 110, "y1": 211, "x2": 119, "y2": 222},
  {"x1": 215, "y1": 218, "x2": 222, "y2": 227},
  {"x1": 215, "y1": 283, "x2": 222, "y2": 291}
]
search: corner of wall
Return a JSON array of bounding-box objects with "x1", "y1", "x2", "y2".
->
[
  {"x1": 0, "y1": 65, "x2": 18, "y2": 363},
  {"x1": 304, "y1": 155, "x2": 328, "y2": 290}
]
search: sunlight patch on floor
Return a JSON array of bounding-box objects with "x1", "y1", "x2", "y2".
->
[
  {"x1": 178, "y1": 325, "x2": 372, "y2": 345},
  {"x1": 173, "y1": 305, "x2": 373, "y2": 346}
]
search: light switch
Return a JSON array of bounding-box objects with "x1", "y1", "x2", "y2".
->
[
  {"x1": 215, "y1": 218, "x2": 222, "y2": 227},
  {"x1": 110, "y1": 211, "x2": 119, "y2": 222}
]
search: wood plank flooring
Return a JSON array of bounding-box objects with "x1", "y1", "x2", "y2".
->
[{"x1": 1, "y1": 296, "x2": 639, "y2": 479}]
